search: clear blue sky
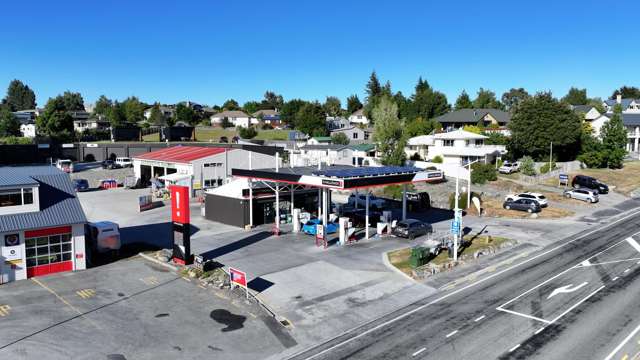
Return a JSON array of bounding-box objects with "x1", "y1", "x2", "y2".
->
[{"x1": 0, "y1": 0, "x2": 637, "y2": 108}]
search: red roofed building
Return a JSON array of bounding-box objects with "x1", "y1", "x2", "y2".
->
[{"x1": 132, "y1": 145, "x2": 282, "y2": 196}]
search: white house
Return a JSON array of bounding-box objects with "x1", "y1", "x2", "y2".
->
[
  {"x1": 13, "y1": 111, "x2": 37, "y2": 137},
  {"x1": 144, "y1": 106, "x2": 175, "y2": 121},
  {"x1": 329, "y1": 126, "x2": 370, "y2": 144},
  {"x1": 348, "y1": 109, "x2": 369, "y2": 125},
  {"x1": 210, "y1": 110, "x2": 257, "y2": 128},
  {"x1": 306, "y1": 136, "x2": 332, "y2": 145},
  {"x1": 289, "y1": 144, "x2": 379, "y2": 167},
  {"x1": 73, "y1": 116, "x2": 110, "y2": 132},
  {"x1": 603, "y1": 95, "x2": 640, "y2": 113},
  {"x1": 405, "y1": 129, "x2": 506, "y2": 165}
]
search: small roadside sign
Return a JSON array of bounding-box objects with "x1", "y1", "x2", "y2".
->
[
  {"x1": 194, "y1": 255, "x2": 203, "y2": 270},
  {"x1": 450, "y1": 220, "x2": 461, "y2": 235},
  {"x1": 229, "y1": 267, "x2": 248, "y2": 299},
  {"x1": 559, "y1": 173, "x2": 569, "y2": 186}
]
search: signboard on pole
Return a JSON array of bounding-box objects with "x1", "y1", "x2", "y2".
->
[
  {"x1": 559, "y1": 174, "x2": 569, "y2": 186},
  {"x1": 170, "y1": 185, "x2": 190, "y2": 224},
  {"x1": 2, "y1": 246, "x2": 21, "y2": 264},
  {"x1": 138, "y1": 194, "x2": 154, "y2": 212},
  {"x1": 229, "y1": 267, "x2": 247, "y2": 287},
  {"x1": 450, "y1": 219, "x2": 461, "y2": 235}
]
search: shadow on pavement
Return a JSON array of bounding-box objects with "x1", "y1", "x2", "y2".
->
[
  {"x1": 200, "y1": 231, "x2": 271, "y2": 260},
  {"x1": 248, "y1": 277, "x2": 275, "y2": 293}
]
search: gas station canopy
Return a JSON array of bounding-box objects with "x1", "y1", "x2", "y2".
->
[{"x1": 231, "y1": 165, "x2": 444, "y2": 190}]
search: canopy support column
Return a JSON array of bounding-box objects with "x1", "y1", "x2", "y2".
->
[
  {"x1": 365, "y1": 190, "x2": 370, "y2": 240},
  {"x1": 402, "y1": 184, "x2": 407, "y2": 221}
]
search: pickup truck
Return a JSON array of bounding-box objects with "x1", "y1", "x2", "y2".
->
[{"x1": 498, "y1": 162, "x2": 520, "y2": 174}]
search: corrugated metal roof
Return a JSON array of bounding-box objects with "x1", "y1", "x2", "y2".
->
[
  {"x1": 0, "y1": 173, "x2": 40, "y2": 188},
  {"x1": 0, "y1": 166, "x2": 87, "y2": 233},
  {"x1": 133, "y1": 146, "x2": 230, "y2": 163}
]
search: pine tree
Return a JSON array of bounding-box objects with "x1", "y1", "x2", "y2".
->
[{"x1": 455, "y1": 90, "x2": 473, "y2": 110}]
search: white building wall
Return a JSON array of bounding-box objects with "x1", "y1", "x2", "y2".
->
[
  {"x1": 72, "y1": 223, "x2": 86, "y2": 271},
  {"x1": 0, "y1": 231, "x2": 27, "y2": 283}
]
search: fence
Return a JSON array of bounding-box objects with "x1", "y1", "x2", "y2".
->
[{"x1": 517, "y1": 161, "x2": 581, "y2": 184}]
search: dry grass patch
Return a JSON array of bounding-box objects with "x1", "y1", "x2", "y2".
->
[
  {"x1": 544, "y1": 161, "x2": 640, "y2": 196},
  {"x1": 387, "y1": 248, "x2": 413, "y2": 276}
]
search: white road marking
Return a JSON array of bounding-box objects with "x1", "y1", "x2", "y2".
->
[
  {"x1": 582, "y1": 258, "x2": 640, "y2": 267},
  {"x1": 290, "y1": 212, "x2": 640, "y2": 360},
  {"x1": 547, "y1": 282, "x2": 588, "y2": 299},
  {"x1": 612, "y1": 277, "x2": 619, "y2": 281},
  {"x1": 534, "y1": 327, "x2": 545, "y2": 335},
  {"x1": 626, "y1": 237, "x2": 640, "y2": 254},
  {"x1": 624, "y1": 268, "x2": 631, "y2": 274},
  {"x1": 580, "y1": 260, "x2": 591, "y2": 267},
  {"x1": 445, "y1": 330, "x2": 458, "y2": 338},
  {"x1": 412, "y1": 347, "x2": 426, "y2": 357},
  {"x1": 547, "y1": 285, "x2": 605, "y2": 325},
  {"x1": 495, "y1": 307, "x2": 551, "y2": 324},
  {"x1": 509, "y1": 344, "x2": 521, "y2": 352},
  {"x1": 474, "y1": 315, "x2": 486, "y2": 322},
  {"x1": 603, "y1": 322, "x2": 640, "y2": 360}
]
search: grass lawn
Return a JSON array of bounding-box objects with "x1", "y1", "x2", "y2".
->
[
  {"x1": 387, "y1": 235, "x2": 511, "y2": 276},
  {"x1": 544, "y1": 160, "x2": 640, "y2": 196}
]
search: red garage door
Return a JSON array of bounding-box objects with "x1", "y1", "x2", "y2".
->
[{"x1": 25, "y1": 226, "x2": 74, "y2": 278}]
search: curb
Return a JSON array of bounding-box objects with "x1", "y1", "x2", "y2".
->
[
  {"x1": 138, "y1": 252, "x2": 180, "y2": 272},
  {"x1": 381, "y1": 248, "x2": 420, "y2": 284}
]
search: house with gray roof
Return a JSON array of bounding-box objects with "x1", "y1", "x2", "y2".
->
[
  {"x1": 603, "y1": 95, "x2": 640, "y2": 113},
  {"x1": 0, "y1": 165, "x2": 88, "y2": 282},
  {"x1": 433, "y1": 109, "x2": 511, "y2": 132}
]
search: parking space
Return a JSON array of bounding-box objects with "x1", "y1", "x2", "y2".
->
[{"x1": 0, "y1": 256, "x2": 291, "y2": 360}]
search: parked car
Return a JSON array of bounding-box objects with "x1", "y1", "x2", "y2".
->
[
  {"x1": 505, "y1": 192, "x2": 548, "y2": 207},
  {"x1": 572, "y1": 175, "x2": 609, "y2": 194},
  {"x1": 392, "y1": 219, "x2": 432, "y2": 239},
  {"x1": 56, "y1": 159, "x2": 74, "y2": 173},
  {"x1": 341, "y1": 209, "x2": 382, "y2": 227},
  {"x1": 85, "y1": 221, "x2": 121, "y2": 259},
  {"x1": 348, "y1": 192, "x2": 386, "y2": 210},
  {"x1": 503, "y1": 198, "x2": 541, "y2": 213},
  {"x1": 115, "y1": 157, "x2": 133, "y2": 168},
  {"x1": 101, "y1": 160, "x2": 120, "y2": 169},
  {"x1": 302, "y1": 218, "x2": 338, "y2": 235},
  {"x1": 498, "y1": 161, "x2": 520, "y2": 174},
  {"x1": 219, "y1": 136, "x2": 229, "y2": 143},
  {"x1": 406, "y1": 191, "x2": 431, "y2": 211},
  {"x1": 73, "y1": 178, "x2": 90, "y2": 192},
  {"x1": 564, "y1": 188, "x2": 599, "y2": 203}
]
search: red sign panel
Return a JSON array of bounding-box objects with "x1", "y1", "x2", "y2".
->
[
  {"x1": 171, "y1": 185, "x2": 190, "y2": 224},
  {"x1": 229, "y1": 267, "x2": 247, "y2": 287}
]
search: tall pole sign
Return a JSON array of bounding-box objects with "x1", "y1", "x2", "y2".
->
[{"x1": 171, "y1": 185, "x2": 192, "y2": 265}]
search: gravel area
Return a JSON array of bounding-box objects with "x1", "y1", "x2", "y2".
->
[{"x1": 70, "y1": 162, "x2": 135, "y2": 188}]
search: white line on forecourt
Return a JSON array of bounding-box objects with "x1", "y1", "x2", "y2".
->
[
  {"x1": 445, "y1": 330, "x2": 458, "y2": 338},
  {"x1": 293, "y1": 210, "x2": 640, "y2": 360},
  {"x1": 509, "y1": 344, "x2": 521, "y2": 352},
  {"x1": 474, "y1": 315, "x2": 486, "y2": 322},
  {"x1": 603, "y1": 323, "x2": 640, "y2": 360},
  {"x1": 412, "y1": 347, "x2": 426, "y2": 357}
]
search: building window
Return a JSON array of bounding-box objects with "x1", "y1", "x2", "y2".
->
[
  {"x1": 0, "y1": 189, "x2": 22, "y2": 207},
  {"x1": 25, "y1": 233, "x2": 73, "y2": 268},
  {"x1": 443, "y1": 140, "x2": 454, "y2": 147},
  {"x1": 476, "y1": 139, "x2": 484, "y2": 146},
  {"x1": 353, "y1": 133, "x2": 358, "y2": 139}
]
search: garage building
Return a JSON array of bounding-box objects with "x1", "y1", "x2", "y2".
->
[
  {"x1": 132, "y1": 145, "x2": 282, "y2": 197},
  {"x1": 0, "y1": 166, "x2": 87, "y2": 283}
]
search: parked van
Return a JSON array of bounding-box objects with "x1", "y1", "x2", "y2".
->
[
  {"x1": 115, "y1": 157, "x2": 133, "y2": 168},
  {"x1": 85, "y1": 221, "x2": 121, "y2": 257},
  {"x1": 56, "y1": 159, "x2": 74, "y2": 173}
]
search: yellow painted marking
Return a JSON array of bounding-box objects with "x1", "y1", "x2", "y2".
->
[
  {"x1": 198, "y1": 284, "x2": 207, "y2": 289},
  {"x1": 76, "y1": 289, "x2": 96, "y2": 299},
  {"x1": 0, "y1": 305, "x2": 10, "y2": 317},
  {"x1": 248, "y1": 312, "x2": 257, "y2": 318},
  {"x1": 486, "y1": 266, "x2": 496, "y2": 273},
  {"x1": 31, "y1": 278, "x2": 99, "y2": 328},
  {"x1": 621, "y1": 354, "x2": 628, "y2": 360},
  {"x1": 140, "y1": 276, "x2": 159, "y2": 286},
  {"x1": 181, "y1": 277, "x2": 191, "y2": 282}
]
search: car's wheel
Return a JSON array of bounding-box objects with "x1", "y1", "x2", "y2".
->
[
  {"x1": 409, "y1": 233, "x2": 415, "y2": 240},
  {"x1": 564, "y1": 193, "x2": 571, "y2": 198},
  {"x1": 505, "y1": 205, "x2": 511, "y2": 210},
  {"x1": 527, "y1": 208, "x2": 533, "y2": 213}
]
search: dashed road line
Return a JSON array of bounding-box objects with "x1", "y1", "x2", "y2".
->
[
  {"x1": 0, "y1": 305, "x2": 10, "y2": 317},
  {"x1": 181, "y1": 277, "x2": 192, "y2": 282},
  {"x1": 624, "y1": 268, "x2": 631, "y2": 274},
  {"x1": 509, "y1": 344, "x2": 521, "y2": 352},
  {"x1": 613, "y1": 277, "x2": 620, "y2": 281},
  {"x1": 412, "y1": 347, "x2": 426, "y2": 357},
  {"x1": 535, "y1": 327, "x2": 545, "y2": 335},
  {"x1": 445, "y1": 330, "x2": 458, "y2": 338},
  {"x1": 474, "y1": 315, "x2": 486, "y2": 322}
]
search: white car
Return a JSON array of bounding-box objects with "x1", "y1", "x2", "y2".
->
[
  {"x1": 505, "y1": 192, "x2": 548, "y2": 207},
  {"x1": 115, "y1": 157, "x2": 133, "y2": 168},
  {"x1": 564, "y1": 188, "x2": 599, "y2": 203},
  {"x1": 498, "y1": 162, "x2": 520, "y2": 174},
  {"x1": 348, "y1": 193, "x2": 386, "y2": 209},
  {"x1": 56, "y1": 159, "x2": 74, "y2": 173}
]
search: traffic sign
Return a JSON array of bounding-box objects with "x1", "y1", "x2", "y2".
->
[{"x1": 450, "y1": 220, "x2": 461, "y2": 235}]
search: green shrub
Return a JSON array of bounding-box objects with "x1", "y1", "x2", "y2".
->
[
  {"x1": 470, "y1": 163, "x2": 497, "y2": 184},
  {"x1": 539, "y1": 162, "x2": 557, "y2": 174},
  {"x1": 409, "y1": 152, "x2": 422, "y2": 161},
  {"x1": 432, "y1": 155, "x2": 443, "y2": 163},
  {"x1": 449, "y1": 191, "x2": 481, "y2": 210},
  {"x1": 0, "y1": 136, "x2": 33, "y2": 145},
  {"x1": 578, "y1": 151, "x2": 606, "y2": 168},
  {"x1": 238, "y1": 126, "x2": 257, "y2": 139},
  {"x1": 519, "y1": 156, "x2": 536, "y2": 176}
]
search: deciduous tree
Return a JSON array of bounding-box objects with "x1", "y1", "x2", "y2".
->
[
  {"x1": 3, "y1": 79, "x2": 36, "y2": 111},
  {"x1": 454, "y1": 90, "x2": 473, "y2": 110},
  {"x1": 93, "y1": 95, "x2": 112, "y2": 116},
  {"x1": 0, "y1": 105, "x2": 20, "y2": 137},
  {"x1": 373, "y1": 97, "x2": 405, "y2": 165},
  {"x1": 562, "y1": 87, "x2": 588, "y2": 105},
  {"x1": 501, "y1": 88, "x2": 530, "y2": 111},
  {"x1": 473, "y1": 88, "x2": 503, "y2": 109},
  {"x1": 331, "y1": 132, "x2": 350, "y2": 145},
  {"x1": 611, "y1": 86, "x2": 640, "y2": 99},
  {"x1": 600, "y1": 105, "x2": 627, "y2": 168},
  {"x1": 323, "y1": 96, "x2": 342, "y2": 117},
  {"x1": 222, "y1": 99, "x2": 240, "y2": 111},
  {"x1": 346, "y1": 94, "x2": 363, "y2": 114},
  {"x1": 61, "y1": 91, "x2": 85, "y2": 111},
  {"x1": 295, "y1": 102, "x2": 326, "y2": 136},
  {"x1": 280, "y1": 99, "x2": 307, "y2": 126}
]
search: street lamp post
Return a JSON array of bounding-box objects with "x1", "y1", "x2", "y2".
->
[{"x1": 453, "y1": 159, "x2": 480, "y2": 262}]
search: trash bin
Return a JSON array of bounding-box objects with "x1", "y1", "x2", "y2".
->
[{"x1": 410, "y1": 246, "x2": 428, "y2": 268}]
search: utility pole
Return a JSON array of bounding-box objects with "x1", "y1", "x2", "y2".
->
[
  {"x1": 454, "y1": 167, "x2": 460, "y2": 262},
  {"x1": 549, "y1": 142, "x2": 553, "y2": 171}
]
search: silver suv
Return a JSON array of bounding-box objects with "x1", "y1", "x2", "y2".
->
[{"x1": 564, "y1": 188, "x2": 598, "y2": 203}]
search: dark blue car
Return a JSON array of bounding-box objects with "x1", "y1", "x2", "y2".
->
[{"x1": 73, "y1": 178, "x2": 90, "y2": 192}]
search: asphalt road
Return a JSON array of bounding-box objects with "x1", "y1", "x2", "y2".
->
[{"x1": 289, "y1": 209, "x2": 640, "y2": 360}]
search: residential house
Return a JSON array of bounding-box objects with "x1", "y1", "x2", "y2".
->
[
  {"x1": 289, "y1": 144, "x2": 379, "y2": 167},
  {"x1": 252, "y1": 109, "x2": 281, "y2": 127},
  {"x1": 405, "y1": 129, "x2": 506, "y2": 165},
  {"x1": 330, "y1": 126, "x2": 368, "y2": 143},
  {"x1": 144, "y1": 106, "x2": 175, "y2": 124},
  {"x1": 571, "y1": 105, "x2": 608, "y2": 138},
  {"x1": 579, "y1": 96, "x2": 640, "y2": 151},
  {"x1": 210, "y1": 110, "x2": 256, "y2": 128},
  {"x1": 433, "y1": 109, "x2": 511, "y2": 133},
  {"x1": 326, "y1": 116, "x2": 350, "y2": 131},
  {"x1": 12, "y1": 111, "x2": 37, "y2": 137},
  {"x1": 603, "y1": 95, "x2": 640, "y2": 113},
  {"x1": 306, "y1": 136, "x2": 332, "y2": 145},
  {"x1": 73, "y1": 115, "x2": 110, "y2": 132},
  {"x1": 348, "y1": 109, "x2": 369, "y2": 125}
]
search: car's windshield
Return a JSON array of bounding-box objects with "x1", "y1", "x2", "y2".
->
[{"x1": 398, "y1": 222, "x2": 409, "y2": 228}]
